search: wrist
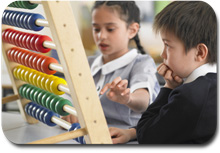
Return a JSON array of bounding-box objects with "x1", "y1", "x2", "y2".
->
[{"x1": 126, "y1": 128, "x2": 137, "y2": 141}]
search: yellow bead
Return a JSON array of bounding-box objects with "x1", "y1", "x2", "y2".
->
[
  {"x1": 45, "y1": 75, "x2": 54, "y2": 92},
  {"x1": 50, "y1": 77, "x2": 67, "y2": 95}
]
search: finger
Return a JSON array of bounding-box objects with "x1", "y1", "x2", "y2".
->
[
  {"x1": 164, "y1": 69, "x2": 173, "y2": 81},
  {"x1": 100, "y1": 83, "x2": 111, "y2": 95},
  {"x1": 157, "y1": 63, "x2": 165, "y2": 71},
  {"x1": 117, "y1": 79, "x2": 128, "y2": 89},
  {"x1": 157, "y1": 64, "x2": 169, "y2": 76},
  {"x1": 121, "y1": 88, "x2": 130, "y2": 96},
  {"x1": 174, "y1": 75, "x2": 183, "y2": 83},
  {"x1": 112, "y1": 137, "x2": 122, "y2": 144},
  {"x1": 110, "y1": 77, "x2": 122, "y2": 88}
]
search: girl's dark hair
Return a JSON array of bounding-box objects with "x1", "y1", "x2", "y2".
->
[
  {"x1": 153, "y1": 1, "x2": 217, "y2": 64},
  {"x1": 92, "y1": 1, "x2": 146, "y2": 54}
]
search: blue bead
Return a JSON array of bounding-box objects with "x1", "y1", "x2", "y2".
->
[
  {"x1": 69, "y1": 123, "x2": 86, "y2": 144},
  {"x1": 3, "y1": 10, "x2": 45, "y2": 31},
  {"x1": 43, "y1": 111, "x2": 57, "y2": 126},
  {"x1": 27, "y1": 14, "x2": 44, "y2": 31}
]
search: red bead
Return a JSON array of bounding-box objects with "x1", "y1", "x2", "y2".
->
[{"x1": 35, "y1": 35, "x2": 52, "y2": 53}]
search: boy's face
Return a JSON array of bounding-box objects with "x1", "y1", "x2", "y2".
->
[{"x1": 160, "y1": 30, "x2": 198, "y2": 78}]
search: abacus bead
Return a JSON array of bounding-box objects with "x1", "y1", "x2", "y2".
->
[
  {"x1": 50, "y1": 78, "x2": 67, "y2": 95},
  {"x1": 13, "y1": 67, "x2": 19, "y2": 79},
  {"x1": 41, "y1": 57, "x2": 58, "y2": 75},
  {"x1": 35, "y1": 35, "x2": 52, "y2": 53},
  {"x1": 36, "y1": 74, "x2": 45, "y2": 89},
  {"x1": 28, "y1": 14, "x2": 44, "y2": 31},
  {"x1": 55, "y1": 99, "x2": 72, "y2": 116},
  {"x1": 40, "y1": 75, "x2": 49, "y2": 90},
  {"x1": 32, "y1": 54, "x2": 44, "y2": 71},
  {"x1": 41, "y1": 92, "x2": 52, "y2": 107},
  {"x1": 28, "y1": 70, "x2": 36, "y2": 85},
  {"x1": 49, "y1": 97, "x2": 63, "y2": 112},
  {"x1": 20, "y1": 84, "x2": 29, "y2": 98},
  {"x1": 69, "y1": 123, "x2": 85, "y2": 144},
  {"x1": 22, "y1": 1, "x2": 38, "y2": 9},
  {"x1": 45, "y1": 94, "x2": 57, "y2": 109},
  {"x1": 36, "y1": 91, "x2": 47, "y2": 106},
  {"x1": 35, "y1": 107, "x2": 44, "y2": 121},
  {"x1": 27, "y1": 53, "x2": 36, "y2": 68},
  {"x1": 38, "y1": 108, "x2": 46, "y2": 122},
  {"x1": 43, "y1": 111, "x2": 57, "y2": 126},
  {"x1": 29, "y1": 35, "x2": 39, "y2": 51},
  {"x1": 45, "y1": 75, "x2": 54, "y2": 92},
  {"x1": 26, "y1": 34, "x2": 35, "y2": 49},
  {"x1": 19, "y1": 68, "x2": 26, "y2": 81},
  {"x1": 24, "y1": 86, "x2": 32, "y2": 99},
  {"x1": 33, "y1": 89, "x2": 43, "y2": 104},
  {"x1": 32, "y1": 72, "x2": 40, "y2": 86}
]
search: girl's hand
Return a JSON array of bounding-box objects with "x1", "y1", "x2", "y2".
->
[
  {"x1": 157, "y1": 63, "x2": 183, "y2": 89},
  {"x1": 109, "y1": 127, "x2": 136, "y2": 144},
  {"x1": 100, "y1": 77, "x2": 131, "y2": 105}
]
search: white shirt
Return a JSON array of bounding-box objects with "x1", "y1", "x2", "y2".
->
[{"x1": 184, "y1": 63, "x2": 217, "y2": 84}]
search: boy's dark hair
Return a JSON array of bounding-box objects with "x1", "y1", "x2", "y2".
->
[
  {"x1": 153, "y1": 1, "x2": 217, "y2": 63},
  {"x1": 92, "y1": 1, "x2": 146, "y2": 54}
]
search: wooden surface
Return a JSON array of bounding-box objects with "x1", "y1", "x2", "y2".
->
[{"x1": 41, "y1": 1, "x2": 112, "y2": 144}]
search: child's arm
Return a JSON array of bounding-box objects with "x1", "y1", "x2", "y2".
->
[
  {"x1": 157, "y1": 63, "x2": 183, "y2": 89},
  {"x1": 109, "y1": 127, "x2": 137, "y2": 144},
  {"x1": 100, "y1": 77, "x2": 150, "y2": 112}
]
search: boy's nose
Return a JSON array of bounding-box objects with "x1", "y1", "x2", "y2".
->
[{"x1": 160, "y1": 49, "x2": 167, "y2": 59}]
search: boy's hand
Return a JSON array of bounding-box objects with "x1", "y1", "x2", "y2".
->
[
  {"x1": 157, "y1": 63, "x2": 183, "y2": 89},
  {"x1": 100, "y1": 77, "x2": 131, "y2": 105}
]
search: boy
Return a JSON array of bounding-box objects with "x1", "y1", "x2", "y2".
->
[{"x1": 109, "y1": 1, "x2": 217, "y2": 144}]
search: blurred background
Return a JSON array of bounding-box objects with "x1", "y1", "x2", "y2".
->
[{"x1": 1, "y1": 1, "x2": 170, "y2": 112}]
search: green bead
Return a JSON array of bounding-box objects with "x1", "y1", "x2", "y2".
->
[
  {"x1": 37, "y1": 91, "x2": 47, "y2": 106},
  {"x1": 45, "y1": 94, "x2": 57, "y2": 109},
  {"x1": 55, "y1": 99, "x2": 72, "y2": 116},
  {"x1": 41, "y1": 92, "x2": 52, "y2": 107},
  {"x1": 50, "y1": 97, "x2": 63, "y2": 112},
  {"x1": 23, "y1": 1, "x2": 38, "y2": 9},
  {"x1": 33, "y1": 89, "x2": 43, "y2": 104}
]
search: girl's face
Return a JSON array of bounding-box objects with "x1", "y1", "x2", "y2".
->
[
  {"x1": 160, "y1": 30, "x2": 198, "y2": 78},
  {"x1": 92, "y1": 6, "x2": 131, "y2": 63}
]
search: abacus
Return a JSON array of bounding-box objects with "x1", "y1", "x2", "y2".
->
[{"x1": 2, "y1": 1, "x2": 112, "y2": 144}]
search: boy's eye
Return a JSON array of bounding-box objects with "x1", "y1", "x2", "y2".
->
[{"x1": 107, "y1": 28, "x2": 114, "y2": 32}]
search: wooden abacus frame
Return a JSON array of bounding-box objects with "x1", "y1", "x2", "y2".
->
[{"x1": 2, "y1": 1, "x2": 112, "y2": 144}]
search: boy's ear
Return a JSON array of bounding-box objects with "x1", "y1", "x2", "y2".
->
[
  {"x1": 195, "y1": 43, "x2": 208, "y2": 62},
  {"x1": 128, "y1": 22, "x2": 139, "y2": 39}
]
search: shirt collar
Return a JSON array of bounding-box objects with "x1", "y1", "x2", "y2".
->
[
  {"x1": 184, "y1": 63, "x2": 217, "y2": 84},
  {"x1": 91, "y1": 48, "x2": 138, "y2": 76}
]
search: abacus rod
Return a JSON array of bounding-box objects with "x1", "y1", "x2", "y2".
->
[
  {"x1": 58, "y1": 84, "x2": 70, "y2": 94},
  {"x1": 35, "y1": 19, "x2": 49, "y2": 27},
  {"x1": 29, "y1": 1, "x2": 42, "y2": 4},
  {"x1": 49, "y1": 63, "x2": 64, "y2": 73},
  {"x1": 63, "y1": 105, "x2": 78, "y2": 117},
  {"x1": 51, "y1": 116, "x2": 71, "y2": 130},
  {"x1": 43, "y1": 41, "x2": 56, "y2": 50},
  {"x1": 28, "y1": 128, "x2": 87, "y2": 144}
]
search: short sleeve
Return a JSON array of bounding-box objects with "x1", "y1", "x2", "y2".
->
[{"x1": 129, "y1": 54, "x2": 160, "y2": 104}]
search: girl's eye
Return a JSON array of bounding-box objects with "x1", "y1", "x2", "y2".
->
[
  {"x1": 93, "y1": 28, "x2": 100, "y2": 32},
  {"x1": 107, "y1": 28, "x2": 115, "y2": 32}
]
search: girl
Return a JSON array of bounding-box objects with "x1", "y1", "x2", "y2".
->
[{"x1": 63, "y1": 1, "x2": 160, "y2": 129}]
